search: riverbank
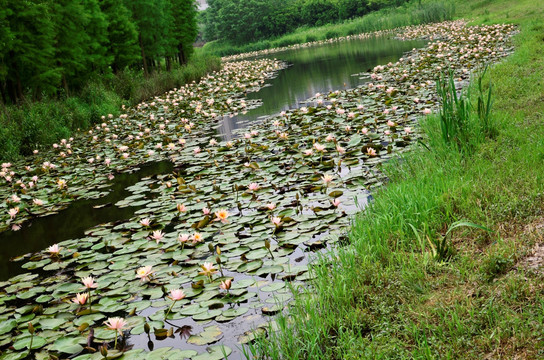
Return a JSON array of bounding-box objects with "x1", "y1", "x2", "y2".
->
[
  {"x1": 0, "y1": 53, "x2": 221, "y2": 162},
  {"x1": 247, "y1": 0, "x2": 544, "y2": 358},
  {"x1": 202, "y1": 0, "x2": 454, "y2": 58}
]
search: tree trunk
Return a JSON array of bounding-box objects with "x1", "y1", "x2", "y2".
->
[
  {"x1": 139, "y1": 33, "x2": 149, "y2": 77},
  {"x1": 166, "y1": 56, "x2": 172, "y2": 72},
  {"x1": 62, "y1": 74, "x2": 70, "y2": 97},
  {"x1": 178, "y1": 44, "x2": 186, "y2": 65}
]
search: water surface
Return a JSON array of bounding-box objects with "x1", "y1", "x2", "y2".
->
[{"x1": 218, "y1": 36, "x2": 425, "y2": 138}]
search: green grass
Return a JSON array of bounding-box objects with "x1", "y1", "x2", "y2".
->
[
  {"x1": 246, "y1": 0, "x2": 544, "y2": 358},
  {"x1": 202, "y1": 0, "x2": 455, "y2": 57},
  {"x1": 0, "y1": 53, "x2": 221, "y2": 161}
]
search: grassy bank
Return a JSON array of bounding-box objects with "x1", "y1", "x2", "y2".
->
[
  {"x1": 202, "y1": 0, "x2": 455, "y2": 57},
  {"x1": 247, "y1": 0, "x2": 544, "y2": 358},
  {"x1": 0, "y1": 53, "x2": 220, "y2": 161}
]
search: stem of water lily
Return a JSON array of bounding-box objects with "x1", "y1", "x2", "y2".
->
[
  {"x1": 267, "y1": 248, "x2": 274, "y2": 259},
  {"x1": 113, "y1": 330, "x2": 117, "y2": 350},
  {"x1": 88, "y1": 290, "x2": 92, "y2": 312},
  {"x1": 164, "y1": 300, "x2": 177, "y2": 321},
  {"x1": 29, "y1": 333, "x2": 34, "y2": 352}
]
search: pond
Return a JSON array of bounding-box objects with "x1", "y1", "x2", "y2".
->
[{"x1": 0, "y1": 21, "x2": 516, "y2": 360}]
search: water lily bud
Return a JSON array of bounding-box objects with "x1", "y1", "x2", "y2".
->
[
  {"x1": 28, "y1": 322, "x2": 35, "y2": 334},
  {"x1": 208, "y1": 243, "x2": 214, "y2": 253},
  {"x1": 264, "y1": 240, "x2": 271, "y2": 249},
  {"x1": 216, "y1": 246, "x2": 221, "y2": 255},
  {"x1": 100, "y1": 344, "x2": 108, "y2": 357},
  {"x1": 144, "y1": 323, "x2": 151, "y2": 334},
  {"x1": 215, "y1": 256, "x2": 222, "y2": 265}
]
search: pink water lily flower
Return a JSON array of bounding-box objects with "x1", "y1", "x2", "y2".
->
[
  {"x1": 266, "y1": 203, "x2": 276, "y2": 210},
  {"x1": 73, "y1": 292, "x2": 89, "y2": 305},
  {"x1": 178, "y1": 233, "x2": 190, "y2": 243},
  {"x1": 104, "y1": 317, "x2": 128, "y2": 335},
  {"x1": 220, "y1": 279, "x2": 232, "y2": 291},
  {"x1": 313, "y1": 143, "x2": 326, "y2": 152},
  {"x1": 248, "y1": 183, "x2": 260, "y2": 191},
  {"x1": 202, "y1": 207, "x2": 211, "y2": 215},
  {"x1": 140, "y1": 218, "x2": 151, "y2": 227},
  {"x1": 177, "y1": 203, "x2": 187, "y2": 212},
  {"x1": 322, "y1": 174, "x2": 334, "y2": 185},
  {"x1": 150, "y1": 230, "x2": 164, "y2": 244},
  {"x1": 81, "y1": 276, "x2": 98, "y2": 289},
  {"x1": 271, "y1": 216, "x2": 282, "y2": 226},
  {"x1": 47, "y1": 244, "x2": 61, "y2": 255},
  {"x1": 8, "y1": 207, "x2": 19, "y2": 219},
  {"x1": 168, "y1": 289, "x2": 186, "y2": 301}
]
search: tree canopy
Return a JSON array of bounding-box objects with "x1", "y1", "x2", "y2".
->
[
  {"x1": 202, "y1": 0, "x2": 411, "y2": 45},
  {"x1": 0, "y1": 0, "x2": 199, "y2": 104}
]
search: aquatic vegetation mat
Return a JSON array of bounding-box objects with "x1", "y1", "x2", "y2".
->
[{"x1": 0, "y1": 20, "x2": 516, "y2": 359}]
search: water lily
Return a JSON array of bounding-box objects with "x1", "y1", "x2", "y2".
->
[
  {"x1": 33, "y1": 199, "x2": 44, "y2": 206},
  {"x1": 215, "y1": 209, "x2": 229, "y2": 223},
  {"x1": 322, "y1": 174, "x2": 334, "y2": 186},
  {"x1": 248, "y1": 183, "x2": 260, "y2": 191},
  {"x1": 150, "y1": 230, "x2": 165, "y2": 244},
  {"x1": 140, "y1": 218, "x2": 151, "y2": 227},
  {"x1": 313, "y1": 143, "x2": 326, "y2": 152},
  {"x1": 57, "y1": 179, "x2": 67, "y2": 189},
  {"x1": 81, "y1": 276, "x2": 98, "y2": 289},
  {"x1": 271, "y1": 216, "x2": 282, "y2": 226},
  {"x1": 104, "y1": 317, "x2": 128, "y2": 349},
  {"x1": 219, "y1": 279, "x2": 232, "y2": 294},
  {"x1": 136, "y1": 265, "x2": 154, "y2": 282},
  {"x1": 367, "y1": 147, "x2": 377, "y2": 156},
  {"x1": 178, "y1": 233, "x2": 190, "y2": 244},
  {"x1": 177, "y1": 203, "x2": 187, "y2": 213},
  {"x1": 164, "y1": 288, "x2": 186, "y2": 320},
  {"x1": 192, "y1": 232, "x2": 203, "y2": 243},
  {"x1": 199, "y1": 262, "x2": 217, "y2": 281},
  {"x1": 73, "y1": 292, "x2": 89, "y2": 305},
  {"x1": 47, "y1": 244, "x2": 61, "y2": 255},
  {"x1": 8, "y1": 207, "x2": 18, "y2": 219},
  {"x1": 202, "y1": 207, "x2": 211, "y2": 215}
]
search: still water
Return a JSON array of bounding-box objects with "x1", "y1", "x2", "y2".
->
[{"x1": 218, "y1": 35, "x2": 425, "y2": 139}]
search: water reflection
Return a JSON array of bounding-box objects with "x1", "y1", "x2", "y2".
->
[
  {"x1": 0, "y1": 160, "x2": 173, "y2": 279},
  {"x1": 218, "y1": 36, "x2": 425, "y2": 139}
]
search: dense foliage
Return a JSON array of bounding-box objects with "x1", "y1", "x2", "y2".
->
[
  {"x1": 0, "y1": 0, "x2": 199, "y2": 104},
  {"x1": 201, "y1": 0, "x2": 411, "y2": 44}
]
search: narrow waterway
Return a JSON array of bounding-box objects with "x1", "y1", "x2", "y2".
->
[{"x1": 218, "y1": 35, "x2": 425, "y2": 139}]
